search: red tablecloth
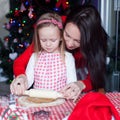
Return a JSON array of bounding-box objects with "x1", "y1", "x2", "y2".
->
[{"x1": 0, "y1": 92, "x2": 120, "y2": 120}]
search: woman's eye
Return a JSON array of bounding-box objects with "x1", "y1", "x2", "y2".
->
[
  {"x1": 74, "y1": 39, "x2": 80, "y2": 44},
  {"x1": 66, "y1": 33, "x2": 70, "y2": 38}
]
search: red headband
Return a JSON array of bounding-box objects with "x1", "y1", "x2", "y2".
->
[{"x1": 36, "y1": 18, "x2": 63, "y2": 29}]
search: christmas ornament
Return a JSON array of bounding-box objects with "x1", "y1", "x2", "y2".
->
[
  {"x1": 53, "y1": 7, "x2": 61, "y2": 12},
  {"x1": 4, "y1": 36, "x2": 9, "y2": 41},
  {"x1": 61, "y1": 15, "x2": 67, "y2": 23},
  {"x1": 14, "y1": 9, "x2": 20, "y2": 17},
  {"x1": 3, "y1": 23, "x2": 11, "y2": 30},
  {"x1": 28, "y1": 6, "x2": 34, "y2": 19},
  {"x1": 20, "y1": 2, "x2": 26, "y2": 12},
  {"x1": 56, "y1": 0, "x2": 69, "y2": 10},
  {"x1": 45, "y1": 0, "x2": 51, "y2": 3},
  {"x1": 13, "y1": 38, "x2": 18, "y2": 43},
  {"x1": 4, "y1": 41, "x2": 8, "y2": 48},
  {"x1": 18, "y1": 27, "x2": 23, "y2": 34},
  {"x1": 9, "y1": 52, "x2": 18, "y2": 60},
  {"x1": 10, "y1": 19, "x2": 18, "y2": 27},
  {"x1": 25, "y1": 0, "x2": 30, "y2": 7},
  {"x1": 24, "y1": 42, "x2": 30, "y2": 47}
]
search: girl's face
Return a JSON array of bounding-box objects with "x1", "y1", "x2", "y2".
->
[
  {"x1": 38, "y1": 26, "x2": 61, "y2": 53},
  {"x1": 64, "y1": 23, "x2": 81, "y2": 50}
]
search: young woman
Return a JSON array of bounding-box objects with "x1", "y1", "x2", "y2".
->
[
  {"x1": 10, "y1": 12, "x2": 77, "y2": 95},
  {"x1": 61, "y1": 5, "x2": 108, "y2": 99},
  {"x1": 12, "y1": 5, "x2": 108, "y2": 101}
]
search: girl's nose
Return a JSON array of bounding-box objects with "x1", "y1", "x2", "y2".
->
[{"x1": 46, "y1": 41, "x2": 51, "y2": 46}]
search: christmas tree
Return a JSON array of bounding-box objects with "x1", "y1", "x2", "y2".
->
[{"x1": 0, "y1": 0, "x2": 98, "y2": 83}]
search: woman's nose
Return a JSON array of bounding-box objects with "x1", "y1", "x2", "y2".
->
[{"x1": 67, "y1": 40, "x2": 74, "y2": 48}]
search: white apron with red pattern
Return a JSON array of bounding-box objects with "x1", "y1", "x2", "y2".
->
[{"x1": 34, "y1": 52, "x2": 67, "y2": 91}]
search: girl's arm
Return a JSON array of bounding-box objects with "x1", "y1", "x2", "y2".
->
[
  {"x1": 25, "y1": 53, "x2": 36, "y2": 89},
  {"x1": 13, "y1": 43, "x2": 34, "y2": 77},
  {"x1": 65, "y1": 51, "x2": 77, "y2": 84}
]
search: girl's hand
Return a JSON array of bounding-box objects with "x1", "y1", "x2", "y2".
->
[
  {"x1": 10, "y1": 74, "x2": 28, "y2": 95},
  {"x1": 61, "y1": 81, "x2": 85, "y2": 102}
]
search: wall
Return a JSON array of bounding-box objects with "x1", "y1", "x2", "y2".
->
[{"x1": 0, "y1": 0, "x2": 10, "y2": 40}]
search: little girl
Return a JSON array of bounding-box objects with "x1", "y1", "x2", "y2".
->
[{"x1": 10, "y1": 12, "x2": 77, "y2": 95}]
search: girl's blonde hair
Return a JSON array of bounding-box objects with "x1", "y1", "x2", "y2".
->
[{"x1": 33, "y1": 12, "x2": 65, "y2": 62}]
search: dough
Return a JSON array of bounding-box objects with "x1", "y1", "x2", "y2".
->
[{"x1": 24, "y1": 89, "x2": 63, "y2": 99}]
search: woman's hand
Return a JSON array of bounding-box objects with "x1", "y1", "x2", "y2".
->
[
  {"x1": 10, "y1": 74, "x2": 28, "y2": 95},
  {"x1": 61, "y1": 81, "x2": 86, "y2": 102}
]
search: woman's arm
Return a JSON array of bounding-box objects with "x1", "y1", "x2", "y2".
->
[
  {"x1": 13, "y1": 43, "x2": 34, "y2": 77},
  {"x1": 61, "y1": 75, "x2": 92, "y2": 101},
  {"x1": 73, "y1": 50, "x2": 93, "y2": 92},
  {"x1": 82, "y1": 73, "x2": 92, "y2": 92},
  {"x1": 61, "y1": 51, "x2": 93, "y2": 101}
]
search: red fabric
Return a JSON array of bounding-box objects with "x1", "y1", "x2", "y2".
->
[
  {"x1": 68, "y1": 92, "x2": 120, "y2": 120},
  {"x1": 73, "y1": 49, "x2": 92, "y2": 92},
  {"x1": 13, "y1": 43, "x2": 34, "y2": 76},
  {"x1": 82, "y1": 73, "x2": 92, "y2": 92},
  {"x1": 73, "y1": 50, "x2": 85, "y2": 69}
]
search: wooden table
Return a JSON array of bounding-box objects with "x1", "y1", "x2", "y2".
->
[{"x1": 0, "y1": 92, "x2": 120, "y2": 120}]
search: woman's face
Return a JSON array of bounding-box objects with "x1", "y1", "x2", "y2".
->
[{"x1": 63, "y1": 22, "x2": 81, "y2": 50}]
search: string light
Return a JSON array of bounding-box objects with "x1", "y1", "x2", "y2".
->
[
  {"x1": 10, "y1": 10, "x2": 13, "y2": 14},
  {"x1": 22, "y1": 24, "x2": 24, "y2": 27},
  {"x1": 27, "y1": 33, "x2": 30, "y2": 36},
  {"x1": 23, "y1": 20, "x2": 26, "y2": 24},
  {"x1": 15, "y1": 7, "x2": 19, "y2": 10},
  {"x1": 66, "y1": 1, "x2": 69, "y2": 5},
  {"x1": 19, "y1": 44, "x2": 24, "y2": 47}
]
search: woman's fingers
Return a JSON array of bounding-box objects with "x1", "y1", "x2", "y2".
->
[
  {"x1": 73, "y1": 90, "x2": 81, "y2": 102},
  {"x1": 61, "y1": 83, "x2": 78, "y2": 99},
  {"x1": 61, "y1": 81, "x2": 86, "y2": 101},
  {"x1": 61, "y1": 84, "x2": 71, "y2": 92}
]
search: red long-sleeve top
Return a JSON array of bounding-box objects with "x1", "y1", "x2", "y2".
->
[{"x1": 13, "y1": 43, "x2": 92, "y2": 92}]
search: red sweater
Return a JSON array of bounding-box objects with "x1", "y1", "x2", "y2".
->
[{"x1": 13, "y1": 43, "x2": 92, "y2": 92}]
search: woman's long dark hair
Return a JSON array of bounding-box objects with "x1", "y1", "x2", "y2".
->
[{"x1": 65, "y1": 5, "x2": 108, "y2": 90}]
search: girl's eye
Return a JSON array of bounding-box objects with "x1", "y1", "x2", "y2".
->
[
  {"x1": 50, "y1": 39, "x2": 57, "y2": 42},
  {"x1": 40, "y1": 39, "x2": 47, "y2": 42}
]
